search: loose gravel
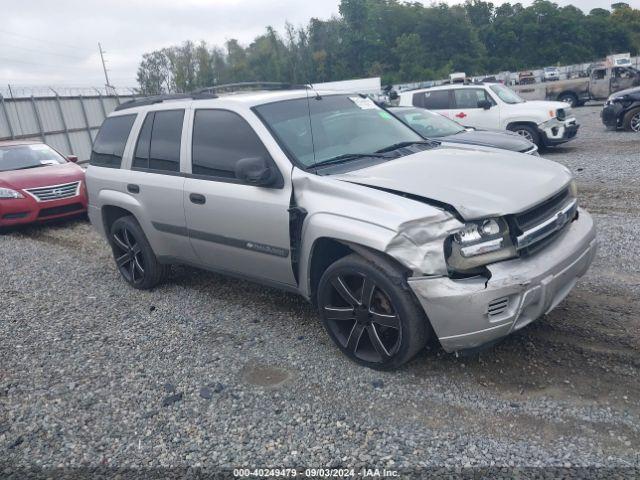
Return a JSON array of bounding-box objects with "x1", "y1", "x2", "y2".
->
[{"x1": 1, "y1": 106, "x2": 639, "y2": 478}]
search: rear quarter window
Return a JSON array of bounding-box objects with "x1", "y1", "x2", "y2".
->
[
  {"x1": 90, "y1": 115, "x2": 136, "y2": 168},
  {"x1": 413, "y1": 90, "x2": 450, "y2": 110}
]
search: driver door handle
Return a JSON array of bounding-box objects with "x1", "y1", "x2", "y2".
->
[{"x1": 189, "y1": 193, "x2": 206, "y2": 205}]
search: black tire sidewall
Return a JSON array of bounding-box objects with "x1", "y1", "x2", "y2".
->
[
  {"x1": 559, "y1": 94, "x2": 577, "y2": 108},
  {"x1": 109, "y1": 216, "x2": 164, "y2": 290},
  {"x1": 317, "y1": 254, "x2": 429, "y2": 370}
]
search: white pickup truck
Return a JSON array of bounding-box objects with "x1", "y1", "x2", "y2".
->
[{"x1": 398, "y1": 83, "x2": 579, "y2": 148}]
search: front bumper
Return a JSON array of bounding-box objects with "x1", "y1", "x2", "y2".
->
[
  {"x1": 538, "y1": 117, "x2": 580, "y2": 146},
  {"x1": 0, "y1": 191, "x2": 87, "y2": 227},
  {"x1": 408, "y1": 208, "x2": 597, "y2": 353},
  {"x1": 601, "y1": 103, "x2": 624, "y2": 128}
]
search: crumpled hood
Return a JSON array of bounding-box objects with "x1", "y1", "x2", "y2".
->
[
  {"x1": 331, "y1": 146, "x2": 572, "y2": 220},
  {"x1": 444, "y1": 129, "x2": 533, "y2": 152}
]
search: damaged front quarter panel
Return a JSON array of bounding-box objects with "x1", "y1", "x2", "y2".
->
[
  {"x1": 292, "y1": 169, "x2": 467, "y2": 295},
  {"x1": 385, "y1": 212, "x2": 465, "y2": 277}
]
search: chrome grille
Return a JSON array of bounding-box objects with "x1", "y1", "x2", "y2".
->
[
  {"x1": 514, "y1": 187, "x2": 577, "y2": 255},
  {"x1": 25, "y1": 181, "x2": 81, "y2": 202},
  {"x1": 515, "y1": 188, "x2": 570, "y2": 231}
]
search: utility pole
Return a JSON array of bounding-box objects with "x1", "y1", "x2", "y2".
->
[{"x1": 98, "y1": 42, "x2": 114, "y2": 94}]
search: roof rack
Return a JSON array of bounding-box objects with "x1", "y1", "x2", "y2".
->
[
  {"x1": 193, "y1": 82, "x2": 310, "y2": 95},
  {"x1": 114, "y1": 92, "x2": 218, "y2": 111}
]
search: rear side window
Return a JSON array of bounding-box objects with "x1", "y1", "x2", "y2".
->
[
  {"x1": 453, "y1": 89, "x2": 494, "y2": 109},
  {"x1": 90, "y1": 115, "x2": 135, "y2": 168},
  {"x1": 414, "y1": 90, "x2": 450, "y2": 110},
  {"x1": 191, "y1": 109, "x2": 271, "y2": 179},
  {"x1": 133, "y1": 110, "x2": 184, "y2": 172}
]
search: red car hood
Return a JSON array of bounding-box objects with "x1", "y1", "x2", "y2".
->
[{"x1": 0, "y1": 163, "x2": 85, "y2": 191}]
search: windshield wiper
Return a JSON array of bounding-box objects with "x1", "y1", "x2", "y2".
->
[
  {"x1": 375, "y1": 140, "x2": 438, "y2": 153},
  {"x1": 311, "y1": 153, "x2": 388, "y2": 169},
  {"x1": 15, "y1": 165, "x2": 44, "y2": 170}
]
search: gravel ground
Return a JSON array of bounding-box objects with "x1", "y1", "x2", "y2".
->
[{"x1": 1, "y1": 106, "x2": 639, "y2": 478}]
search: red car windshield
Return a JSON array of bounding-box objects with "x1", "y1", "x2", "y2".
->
[{"x1": 0, "y1": 144, "x2": 67, "y2": 172}]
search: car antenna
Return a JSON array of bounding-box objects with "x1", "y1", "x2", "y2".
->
[{"x1": 308, "y1": 80, "x2": 322, "y2": 100}]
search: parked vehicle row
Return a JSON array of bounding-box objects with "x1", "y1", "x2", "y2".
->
[
  {"x1": 81, "y1": 85, "x2": 596, "y2": 369},
  {"x1": 398, "y1": 83, "x2": 579, "y2": 148}
]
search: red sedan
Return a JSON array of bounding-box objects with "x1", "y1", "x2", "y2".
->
[{"x1": 0, "y1": 140, "x2": 88, "y2": 227}]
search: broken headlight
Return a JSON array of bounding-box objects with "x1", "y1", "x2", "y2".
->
[{"x1": 447, "y1": 217, "x2": 516, "y2": 272}]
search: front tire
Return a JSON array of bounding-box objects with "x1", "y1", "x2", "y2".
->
[
  {"x1": 623, "y1": 108, "x2": 640, "y2": 133},
  {"x1": 317, "y1": 253, "x2": 429, "y2": 369},
  {"x1": 508, "y1": 124, "x2": 541, "y2": 147},
  {"x1": 109, "y1": 216, "x2": 168, "y2": 290}
]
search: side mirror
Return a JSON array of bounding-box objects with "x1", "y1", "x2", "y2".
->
[
  {"x1": 234, "y1": 157, "x2": 279, "y2": 187},
  {"x1": 67, "y1": 155, "x2": 79, "y2": 163},
  {"x1": 477, "y1": 100, "x2": 492, "y2": 110}
]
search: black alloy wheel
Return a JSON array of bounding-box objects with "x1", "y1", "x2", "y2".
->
[
  {"x1": 318, "y1": 254, "x2": 429, "y2": 369},
  {"x1": 112, "y1": 223, "x2": 146, "y2": 286},
  {"x1": 109, "y1": 215, "x2": 168, "y2": 290}
]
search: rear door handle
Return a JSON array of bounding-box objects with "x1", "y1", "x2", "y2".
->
[
  {"x1": 127, "y1": 184, "x2": 140, "y2": 194},
  {"x1": 189, "y1": 193, "x2": 206, "y2": 205}
]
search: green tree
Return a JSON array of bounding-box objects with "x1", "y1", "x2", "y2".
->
[{"x1": 135, "y1": 0, "x2": 640, "y2": 92}]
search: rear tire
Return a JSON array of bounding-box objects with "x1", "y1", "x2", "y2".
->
[
  {"x1": 317, "y1": 253, "x2": 430, "y2": 370},
  {"x1": 508, "y1": 124, "x2": 541, "y2": 147},
  {"x1": 622, "y1": 108, "x2": 640, "y2": 133},
  {"x1": 558, "y1": 93, "x2": 578, "y2": 108},
  {"x1": 109, "y1": 216, "x2": 169, "y2": 290}
]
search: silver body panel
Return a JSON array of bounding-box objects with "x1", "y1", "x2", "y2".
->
[{"x1": 86, "y1": 90, "x2": 597, "y2": 353}]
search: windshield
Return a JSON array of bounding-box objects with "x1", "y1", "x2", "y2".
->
[
  {"x1": 490, "y1": 84, "x2": 525, "y2": 104},
  {"x1": 390, "y1": 108, "x2": 465, "y2": 138},
  {"x1": 0, "y1": 144, "x2": 67, "y2": 172},
  {"x1": 254, "y1": 94, "x2": 423, "y2": 168}
]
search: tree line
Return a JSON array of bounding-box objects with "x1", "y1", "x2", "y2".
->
[{"x1": 136, "y1": 0, "x2": 640, "y2": 94}]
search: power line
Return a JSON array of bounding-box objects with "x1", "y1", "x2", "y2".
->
[
  {"x1": 0, "y1": 42, "x2": 87, "y2": 60},
  {"x1": 0, "y1": 28, "x2": 93, "y2": 52},
  {"x1": 0, "y1": 56, "x2": 64, "y2": 67}
]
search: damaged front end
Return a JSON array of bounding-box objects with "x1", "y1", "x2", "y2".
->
[{"x1": 407, "y1": 208, "x2": 597, "y2": 353}]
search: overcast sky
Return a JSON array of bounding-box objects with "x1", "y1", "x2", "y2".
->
[{"x1": 1, "y1": 0, "x2": 638, "y2": 90}]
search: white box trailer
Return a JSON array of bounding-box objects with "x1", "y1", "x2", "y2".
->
[{"x1": 607, "y1": 53, "x2": 632, "y2": 68}]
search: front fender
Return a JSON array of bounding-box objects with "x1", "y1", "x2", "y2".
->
[{"x1": 298, "y1": 212, "x2": 397, "y2": 298}]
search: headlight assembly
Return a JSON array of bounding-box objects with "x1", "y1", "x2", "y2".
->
[
  {"x1": 569, "y1": 179, "x2": 578, "y2": 199},
  {"x1": 447, "y1": 217, "x2": 517, "y2": 272},
  {"x1": 0, "y1": 188, "x2": 24, "y2": 199}
]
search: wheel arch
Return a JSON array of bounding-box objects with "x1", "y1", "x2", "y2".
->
[
  {"x1": 506, "y1": 120, "x2": 539, "y2": 131},
  {"x1": 306, "y1": 237, "x2": 411, "y2": 307},
  {"x1": 556, "y1": 90, "x2": 578, "y2": 102},
  {"x1": 96, "y1": 189, "x2": 145, "y2": 237},
  {"x1": 102, "y1": 205, "x2": 136, "y2": 237}
]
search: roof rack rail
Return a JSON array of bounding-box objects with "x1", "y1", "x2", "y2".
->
[
  {"x1": 193, "y1": 82, "x2": 310, "y2": 95},
  {"x1": 114, "y1": 92, "x2": 218, "y2": 111}
]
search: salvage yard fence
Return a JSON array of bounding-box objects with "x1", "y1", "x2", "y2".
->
[{"x1": 0, "y1": 88, "x2": 137, "y2": 162}]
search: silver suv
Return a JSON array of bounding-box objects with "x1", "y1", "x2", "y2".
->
[{"x1": 87, "y1": 85, "x2": 597, "y2": 369}]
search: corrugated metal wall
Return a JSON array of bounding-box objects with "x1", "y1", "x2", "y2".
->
[{"x1": 0, "y1": 94, "x2": 135, "y2": 161}]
